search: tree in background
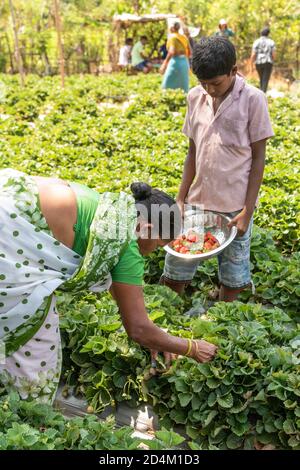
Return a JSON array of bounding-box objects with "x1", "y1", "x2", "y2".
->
[
  {"x1": 8, "y1": 0, "x2": 25, "y2": 86},
  {"x1": 0, "y1": 0, "x2": 298, "y2": 76},
  {"x1": 53, "y1": 0, "x2": 65, "y2": 87}
]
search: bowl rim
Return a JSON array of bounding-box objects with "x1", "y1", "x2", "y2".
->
[{"x1": 164, "y1": 211, "x2": 238, "y2": 259}]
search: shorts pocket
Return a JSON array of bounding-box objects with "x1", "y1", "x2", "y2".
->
[{"x1": 221, "y1": 238, "x2": 250, "y2": 265}]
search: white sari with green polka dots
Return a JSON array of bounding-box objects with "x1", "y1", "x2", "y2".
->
[{"x1": 0, "y1": 169, "x2": 136, "y2": 403}]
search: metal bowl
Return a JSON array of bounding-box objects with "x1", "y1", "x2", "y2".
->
[{"x1": 164, "y1": 211, "x2": 238, "y2": 261}]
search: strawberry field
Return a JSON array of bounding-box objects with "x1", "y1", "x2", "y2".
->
[{"x1": 0, "y1": 74, "x2": 299, "y2": 450}]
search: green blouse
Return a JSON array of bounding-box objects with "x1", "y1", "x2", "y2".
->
[{"x1": 69, "y1": 182, "x2": 144, "y2": 286}]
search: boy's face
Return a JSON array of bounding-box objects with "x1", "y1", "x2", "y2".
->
[{"x1": 199, "y1": 67, "x2": 237, "y2": 98}]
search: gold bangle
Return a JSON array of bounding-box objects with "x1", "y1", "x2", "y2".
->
[{"x1": 185, "y1": 338, "x2": 193, "y2": 357}]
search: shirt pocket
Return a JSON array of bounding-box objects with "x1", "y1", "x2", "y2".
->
[{"x1": 219, "y1": 118, "x2": 249, "y2": 147}]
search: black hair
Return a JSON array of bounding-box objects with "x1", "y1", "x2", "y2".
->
[
  {"x1": 140, "y1": 35, "x2": 147, "y2": 41},
  {"x1": 130, "y1": 182, "x2": 181, "y2": 240},
  {"x1": 261, "y1": 27, "x2": 270, "y2": 37},
  {"x1": 192, "y1": 36, "x2": 236, "y2": 80},
  {"x1": 172, "y1": 22, "x2": 181, "y2": 31},
  {"x1": 125, "y1": 37, "x2": 133, "y2": 45}
]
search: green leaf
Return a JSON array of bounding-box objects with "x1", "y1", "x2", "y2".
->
[
  {"x1": 283, "y1": 419, "x2": 297, "y2": 435},
  {"x1": 188, "y1": 441, "x2": 202, "y2": 450},
  {"x1": 178, "y1": 393, "x2": 193, "y2": 407},
  {"x1": 191, "y1": 381, "x2": 203, "y2": 393},
  {"x1": 197, "y1": 363, "x2": 212, "y2": 377},
  {"x1": 206, "y1": 377, "x2": 219, "y2": 389},
  {"x1": 149, "y1": 310, "x2": 165, "y2": 322},
  {"x1": 208, "y1": 391, "x2": 217, "y2": 407},
  {"x1": 191, "y1": 395, "x2": 202, "y2": 410},
  {"x1": 254, "y1": 389, "x2": 266, "y2": 401},
  {"x1": 288, "y1": 436, "x2": 300, "y2": 449},
  {"x1": 217, "y1": 393, "x2": 234, "y2": 409},
  {"x1": 174, "y1": 378, "x2": 190, "y2": 393},
  {"x1": 186, "y1": 425, "x2": 199, "y2": 440},
  {"x1": 203, "y1": 410, "x2": 218, "y2": 427},
  {"x1": 169, "y1": 409, "x2": 187, "y2": 425},
  {"x1": 226, "y1": 433, "x2": 243, "y2": 449},
  {"x1": 231, "y1": 420, "x2": 251, "y2": 437},
  {"x1": 112, "y1": 371, "x2": 127, "y2": 388},
  {"x1": 212, "y1": 425, "x2": 229, "y2": 438},
  {"x1": 155, "y1": 428, "x2": 185, "y2": 447}
]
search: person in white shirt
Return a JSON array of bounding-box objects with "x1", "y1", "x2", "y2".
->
[
  {"x1": 118, "y1": 38, "x2": 133, "y2": 69},
  {"x1": 251, "y1": 27, "x2": 276, "y2": 92},
  {"x1": 131, "y1": 36, "x2": 153, "y2": 73}
]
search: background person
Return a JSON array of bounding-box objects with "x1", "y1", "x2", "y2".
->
[
  {"x1": 160, "y1": 22, "x2": 190, "y2": 93},
  {"x1": 159, "y1": 42, "x2": 168, "y2": 60},
  {"x1": 251, "y1": 27, "x2": 276, "y2": 93},
  {"x1": 131, "y1": 36, "x2": 153, "y2": 74},
  {"x1": 215, "y1": 19, "x2": 235, "y2": 39},
  {"x1": 118, "y1": 37, "x2": 133, "y2": 70}
]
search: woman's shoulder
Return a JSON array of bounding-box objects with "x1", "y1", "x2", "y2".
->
[{"x1": 37, "y1": 180, "x2": 77, "y2": 247}]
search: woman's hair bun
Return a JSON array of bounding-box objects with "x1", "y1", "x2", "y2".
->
[{"x1": 130, "y1": 182, "x2": 152, "y2": 201}]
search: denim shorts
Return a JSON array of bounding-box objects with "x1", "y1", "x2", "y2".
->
[
  {"x1": 163, "y1": 210, "x2": 253, "y2": 289},
  {"x1": 134, "y1": 60, "x2": 149, "y2": 71}
]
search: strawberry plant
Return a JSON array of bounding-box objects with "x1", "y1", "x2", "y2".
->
[
  {"x1": 0, "y1": 391, "x2": 183, "y2": 450},
  {"x1": 146, "y1": 302, "x2": 300, "y2": 450}
]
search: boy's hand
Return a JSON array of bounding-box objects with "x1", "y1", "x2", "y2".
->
[
  {"x1": 176, "y1": 198, "x2": 185, "y2": 216},
  {"x1": 227, "y1": 208, "x2": 252, "y2": 236}
]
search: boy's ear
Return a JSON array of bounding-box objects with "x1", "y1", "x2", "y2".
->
[{"x1": 232, "y1": 65, "x2": 238, "y2": 75}]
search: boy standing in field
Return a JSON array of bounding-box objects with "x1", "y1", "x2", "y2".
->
[{"x1": 161, "y1": 37, "x2": 274, "y2": 301}]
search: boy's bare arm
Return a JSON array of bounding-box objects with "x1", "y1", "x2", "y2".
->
[
  {"x1": 228, "y1": 138, "x2": 266, "y2": 236},
  {"x1": 246, "y1": 139, "x2": 266, "y2": 213},
  {"x1": 177, "y1": 138, "x2": 196, "y2": 210}
]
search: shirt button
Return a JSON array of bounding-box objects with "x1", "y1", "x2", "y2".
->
[{"x1": 204, "y1": 176, "x2": 208, "y2": 181}]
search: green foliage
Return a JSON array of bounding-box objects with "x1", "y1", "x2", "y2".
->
[
  {"x1": 0, "y1": 74, "x2": 298, "y2": 252},
  {"x1": 58, "y1": 286, "x2": 300, "y2": 449},
  {"x1": 256, "y1": 97, "x2": 300, "y2": 253},
  {"x1": 0, "y1": 391, "x2": 184, "y2": 450},
  {"x1": 58, "y1": 285, "x2": 187, "y2": 412},
  {"x1": 0, "y1": 391, "x2": 142, "y2": 450},
  {"x1": 146, "y1": 302, "x2": 300, "y2": 450},
  {"x1": 1, "y1": 0, "x2": 298, "y2": 73}
]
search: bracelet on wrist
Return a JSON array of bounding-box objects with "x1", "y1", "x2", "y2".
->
[{"x1": 185, "y1": 338, "x2": 193, "y2": 357}]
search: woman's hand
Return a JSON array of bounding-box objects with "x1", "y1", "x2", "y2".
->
[
  {"x1": 150, "y1": 349, "x2": 177, "y2": 374},
  {"x1": 159, "y1": 63, "x2": 167, "y2": 74},
  {"x1": 227, "y1": 207, "x2": 252, "y2": 237},
  {"x1": 190, "y1": 339, "x2": 218, "y2": 363}
]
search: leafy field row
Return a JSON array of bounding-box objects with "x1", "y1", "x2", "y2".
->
[
  {"x1": 0, "y1": 391, "x2": 185, "y2": 450},
  {"x1": 57, "y1": 287, "x2": 300, "y2": 450},
  {"x1": 0, "y1": 74, "x2": 299, "y2": 252}
]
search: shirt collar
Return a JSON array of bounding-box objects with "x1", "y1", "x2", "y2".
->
[
  {"x1": 199, "y1": 73, "x2": 245, "y2": 99},
  {"x1": 232, "y1": 74, "x2": 246, "y2": 99}
]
